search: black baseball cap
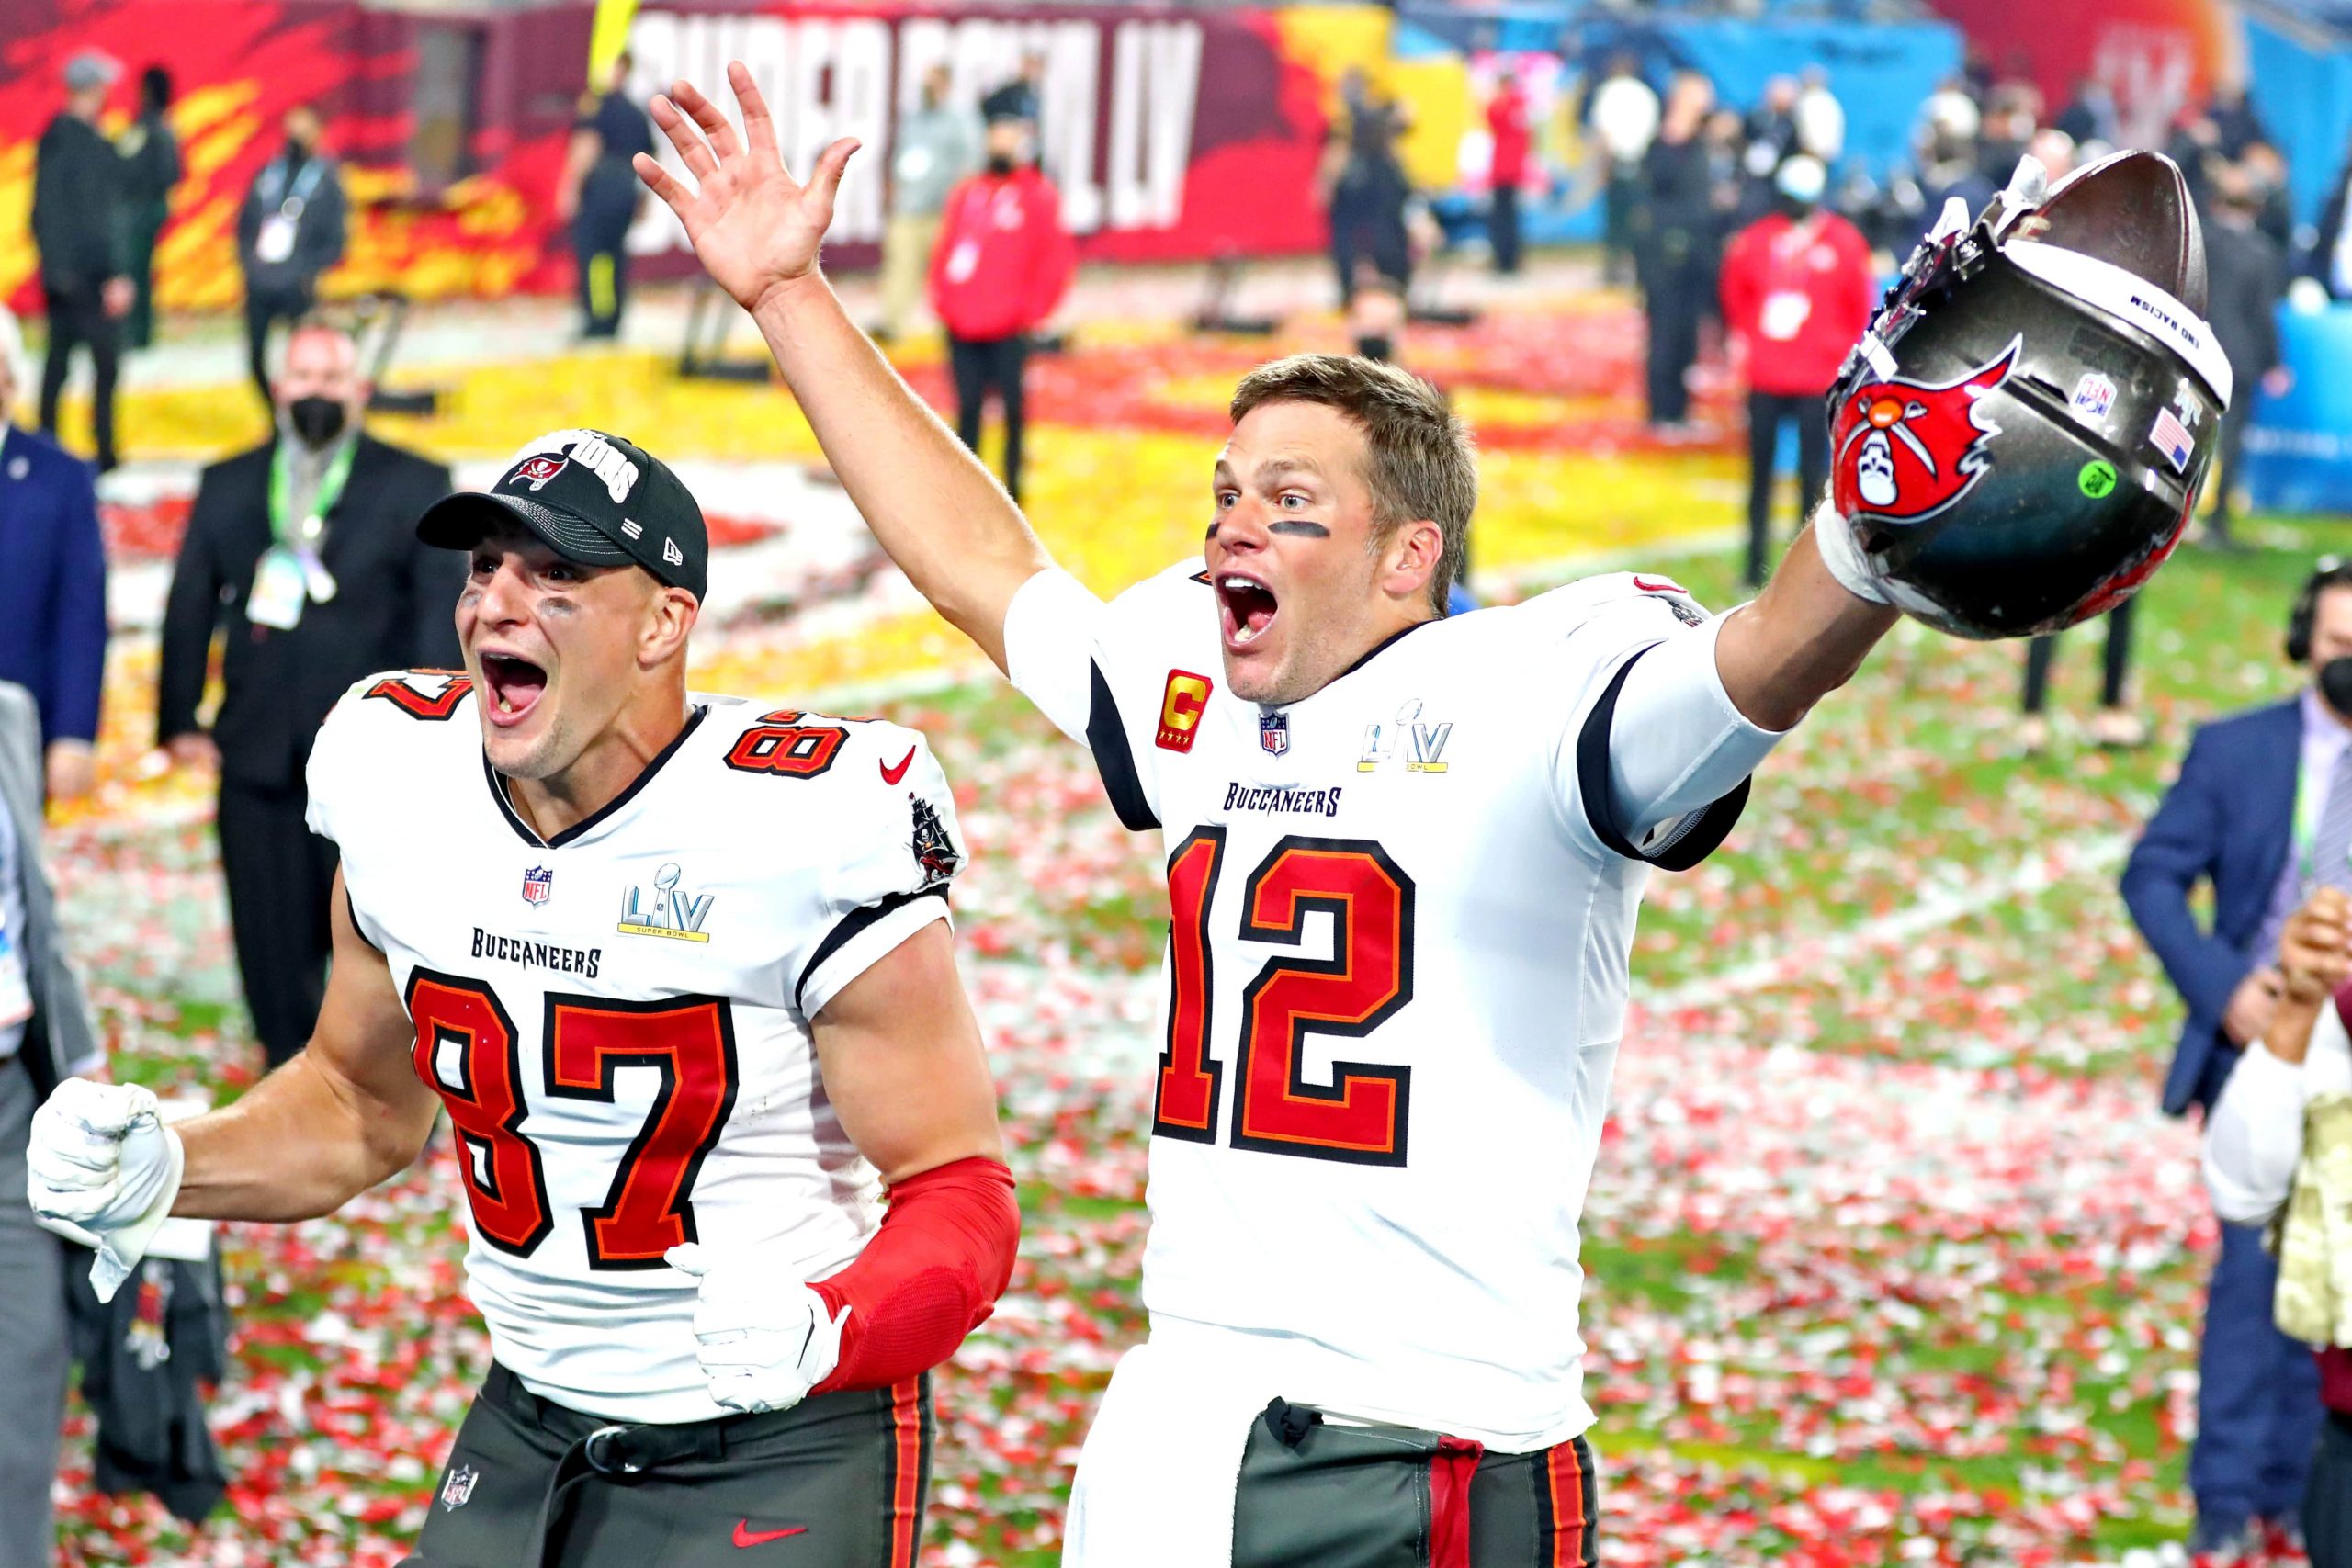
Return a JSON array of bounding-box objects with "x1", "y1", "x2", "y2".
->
[{"x1": 416, "y1": 428, "x2": 708, "y2": 600}]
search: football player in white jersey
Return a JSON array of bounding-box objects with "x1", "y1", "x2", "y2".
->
[
  {"x1": 25, "y1": 430, "x2": 1020, "y2": 1568},
  {"x1": 639, "y1": 66, "x2": 1914, "y2": 1568}
]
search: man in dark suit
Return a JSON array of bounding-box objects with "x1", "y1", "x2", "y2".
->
[
  {"x1": 0, "y1": 306, "x2": 107, "y2": 804},
  {"x1": 236, "y1": 106, "x2": 347, "y2": 411},
  {"x1": 2121, "y1": 561, "x2": 2352, "y2": 1562},
  {"x1": 31, "y1": 51, "x2": 132, "y2": 474},
  {"x1": 0, "y1": 679, "x2": 103, "y2": 1568},
  {"x1": 158, "y1": 318, "x2": 457, "y2": 1067}
]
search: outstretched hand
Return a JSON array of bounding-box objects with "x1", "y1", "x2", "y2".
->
[{"x1": 635, "y1": 62, "x2": 859, "y2": 315}]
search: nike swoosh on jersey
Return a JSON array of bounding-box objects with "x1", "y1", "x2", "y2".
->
[
  {"x1": 732, "y1": 1522, "x2": 808, "y2": 1548},
  {"x1": 880, "y1": 746, "x2": 917, "y2": 785}
]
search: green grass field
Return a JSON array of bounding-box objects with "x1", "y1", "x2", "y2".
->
[{"x1": 52, "y1": 516, "x2": 2352, "y2": 1568}]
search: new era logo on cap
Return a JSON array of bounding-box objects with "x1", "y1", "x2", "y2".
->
[{"x1": 414, "y1": 428, "x2": 710, "y2": 600}]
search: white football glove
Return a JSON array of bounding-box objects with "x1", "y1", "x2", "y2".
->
[
  {"x1": 666, "y1": 1242, "x2": 850, "y2": 1415},
  {"x1": 27, "y1": 1079, "x2": 187, "y2": 1303}
]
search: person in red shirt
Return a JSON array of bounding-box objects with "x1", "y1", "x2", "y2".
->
[
  {"x1": 1486, "y1": 69, "x2": 1532, "y2": 276},
  {"x1": 1717, "y1": 153, "x2": 1875, "y2": 586},
  {"x1": 927, "y1": 115, "x2": 1076, "y2": 504}
]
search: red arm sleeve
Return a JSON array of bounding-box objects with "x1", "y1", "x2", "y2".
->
[{"x1": 808, "y1": 1155, "x2": 1020, "y2": 1393}]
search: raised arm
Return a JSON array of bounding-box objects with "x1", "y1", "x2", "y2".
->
[
  {"x1": 635, "y1": 64, "x2": 1050, "y2": 671},
  {"x1": 1712, "y1": 513, "x2": 1901, "y2": 731}
]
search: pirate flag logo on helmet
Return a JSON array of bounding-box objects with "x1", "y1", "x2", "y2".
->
[{"x1": 1831, "y1": 337, "x2": 2020, "y2": 525}]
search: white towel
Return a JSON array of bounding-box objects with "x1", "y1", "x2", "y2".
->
[{"x1": 1063, "y1": 1335, "x2": 1271, "y2": 1568}]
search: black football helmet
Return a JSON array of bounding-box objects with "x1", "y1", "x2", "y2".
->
[{"x1": 1823, "y1": 150, "x2": 2233, "y2": 638}]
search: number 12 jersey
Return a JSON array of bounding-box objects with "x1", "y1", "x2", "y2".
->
[{"x1": 1004, "y1": 563, "x2": 1781, "y2": 1450}]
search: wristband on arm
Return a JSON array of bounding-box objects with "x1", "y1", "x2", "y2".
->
[
  {"x1": 1808, "y1": 502, "x2": 1893, "y2": 605},
  {"x1": 809, "y1": 1155, "x2": 1021, "y2": 1393}
]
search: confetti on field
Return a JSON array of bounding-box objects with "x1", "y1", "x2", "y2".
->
[{"x1": 46, "y1": 291, "x2": 2352, "y2": 1567}]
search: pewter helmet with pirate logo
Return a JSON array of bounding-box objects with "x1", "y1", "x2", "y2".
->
[{"x1": 1824, "y1": 149, "x2": 2232, "y2": 638}]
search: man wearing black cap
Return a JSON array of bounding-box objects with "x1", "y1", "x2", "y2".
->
[{"x1": 29, "y1": 427, "x2": 1020, "y2": 1568}]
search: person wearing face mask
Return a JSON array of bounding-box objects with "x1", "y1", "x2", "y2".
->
[
  {"x1": 1716, "y1": 155, "x2": 1874, "y2": 587},
  {"x1": 156, "y1": 319, "x2": 455, "y2": 1069},
  {"x1": 236, "y1": 106, "x2": 346, "y2": 411},
  {"x1": 926, "y1": 113, "x2": 1075, "y2": 504},
  {"x1": 2121, "y1": 558, "x2": 2352, "y2": 1563}
]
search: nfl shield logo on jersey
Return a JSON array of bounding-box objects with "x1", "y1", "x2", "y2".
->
[
  {"x1": 440, "y1": 1464, "x2": 479, "y2": 1511},
  {"x1": 1260, "y1": 711, "x2": 1290, "y2": 756},
  {"x1": 521, "y1": 865, "x2": 553, "y2": 906}
]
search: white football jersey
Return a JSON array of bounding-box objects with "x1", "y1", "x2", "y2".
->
[
  {"x1": 1005, "y1": 562, "x2": 1780, "y2": 1450},
  {"x1": 306, "y1": 672, "x2": 966, "y2": 1423}
]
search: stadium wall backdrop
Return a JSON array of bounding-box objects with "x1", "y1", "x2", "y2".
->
[
  {"x1": 0, "y1": 0, "x2": 2278, "y2": 319},
  {"x1": 0, "y1": 0, "x2": 1380, "y2": 319}
]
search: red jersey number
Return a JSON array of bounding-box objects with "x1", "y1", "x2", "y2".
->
[
  {"x1": 1156, "y1": 831, "x2": 1415, "y2": 1166},
  {"x1": 405, "y1": 972, "x2": 739, "y2": 1268}
]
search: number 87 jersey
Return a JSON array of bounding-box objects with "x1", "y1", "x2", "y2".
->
[
  {"x1": 305, "y1": 671, "x2": 967, "y2": 1423},
  {"x1": 1003, "y1": 563, "x2": 1780, "y2": 1453}
]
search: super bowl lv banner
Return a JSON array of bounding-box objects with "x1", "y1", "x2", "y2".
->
[{"x1": 0, "y1": 0, "x2": 1347, "y2": 317}]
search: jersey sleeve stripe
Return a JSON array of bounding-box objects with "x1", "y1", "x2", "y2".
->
[
  {"x1": 794, "y1": 886, "x2": 949, "y2": 1014},
  {"x1": 884, "y1": 1374, "x2": 928, "y2": 1568},
  {"x1": 344, "y1": 896, "x2": 389, "y2": 956},
  {"x1": 1576, "y1": 646, "x2": 1750, "y2": 871},
  {"x1": 1086, "y1": 660, "x2": 1159, "y2": 833}
]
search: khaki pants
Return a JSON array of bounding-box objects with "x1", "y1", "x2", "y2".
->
[{"x1": 880, "y1": 212, "x2": 941, "y2": 339}]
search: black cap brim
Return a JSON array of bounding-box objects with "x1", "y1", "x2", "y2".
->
[{"x1": 416, "y1": 491, "x2": 637, "y2": 567}]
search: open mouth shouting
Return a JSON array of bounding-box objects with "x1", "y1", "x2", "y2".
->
[
  {"x1": 478, "y1": 649, "x2": 550, "y2": 728},
  {"x1": 1216, "y1": 573, "x2": 1280, "y2": 653}
]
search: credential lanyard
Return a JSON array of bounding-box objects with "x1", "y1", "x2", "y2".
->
[
  {"x1": 269, "y1": 436, "x2": 357, "y2": 547},
  {"x1": 266, "y1": 437, "x2": 356, "y2": 606},
  {"x1": 260, "y1": 155, "x2": 326, "y2": 218}
]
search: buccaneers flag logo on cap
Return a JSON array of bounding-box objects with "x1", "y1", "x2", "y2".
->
[
  {"x1": 1832, "y1": 337, "x2": 2019, "y2": 525},
  {"x1": 514, "y1": 456, "x2": 568, "y2": 491}
]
